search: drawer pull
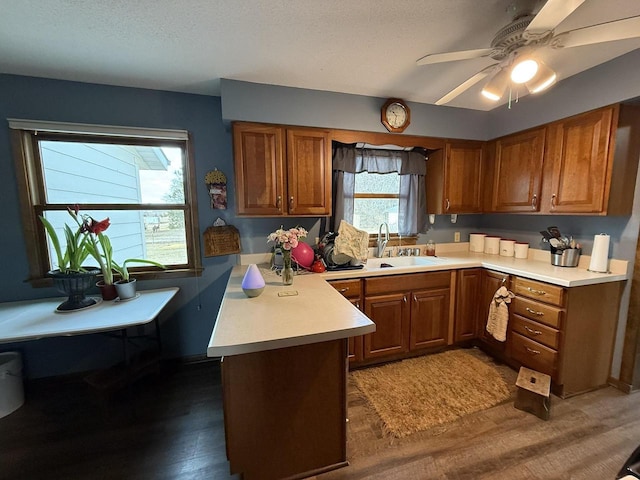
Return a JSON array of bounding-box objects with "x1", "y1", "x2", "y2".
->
[
  {"x1": 339, "y1": 287, "x2": 349, "y2": 293},
  {"x1": 355, "y1": 302, "x2": 360, "y2": 309},
  {"x1": 403, "y1": 295, "x2": 407, "y2": 304},
  {"x1": 526, "y1": 287, "x2": 547, "y2": 296},
  {"x1": 525, "y1": 307, "x2": 544, "y2": 316},
  {"x1": 524, "y1": 325, "x2": 542, "y2": 336},
  {"x1": 525, "y1": 346, "x2": 541, "y2": 355},
  {"x1": 276, "y1": 195, "x2": 282, "y2": 208}
]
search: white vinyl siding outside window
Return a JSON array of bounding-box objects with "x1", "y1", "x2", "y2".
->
[{"x1": 10, "y1": 120, "x2": 201, "y2": 284}]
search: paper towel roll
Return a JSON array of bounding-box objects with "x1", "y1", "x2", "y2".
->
[{"x1": 589, "y1": 233, "x2": 610, "y2": 273}]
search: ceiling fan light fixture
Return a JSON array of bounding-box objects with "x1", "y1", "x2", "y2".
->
[
  {"x1": 511, "y1": 59, "x2": 538, "y2": 84},
  {"x1": 481, "y1": 69, "x2": 510, "y2": 101},
  {"x1": 526, "y1": 63, "x2": 557, "y2": 93}
]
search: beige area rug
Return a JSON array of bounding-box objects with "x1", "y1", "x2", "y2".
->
[{"x1": 350, "y1": 349, "x2": 513, "y2": 438}]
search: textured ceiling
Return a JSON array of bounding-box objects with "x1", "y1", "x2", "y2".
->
[{"x1": 1, "y1": 0, "x2": 640, "y2": 111}]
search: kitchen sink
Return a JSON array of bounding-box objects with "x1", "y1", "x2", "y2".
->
[{"x1": 365, "y1": 256, "x2": 448, "y2": 269}]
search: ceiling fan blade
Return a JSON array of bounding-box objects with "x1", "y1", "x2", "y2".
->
[
  {"x1": 416, "y1": 48, "x2": 493, "y2": 66},
  {"x1": 434, "y1": 65, "x2": 498, "y2": 105},
  {"x1": 525, "y1": 0, "x2": 586, "y2": 38},
  {"x1": 551, "y1": 15, "x2": 640, "y2": 49}
]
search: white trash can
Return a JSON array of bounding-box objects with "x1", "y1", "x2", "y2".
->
[{"x1": 0, "y1": 352, "x2": 25, "y2": 418}]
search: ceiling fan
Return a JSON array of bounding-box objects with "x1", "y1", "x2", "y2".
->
[{"x1": 417, "y1": 0, "x2": 640, "y2": 105}]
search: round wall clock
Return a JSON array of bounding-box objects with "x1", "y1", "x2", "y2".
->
[{"x1": 381, "y1": 98, "x2": 410, "y2": 133}]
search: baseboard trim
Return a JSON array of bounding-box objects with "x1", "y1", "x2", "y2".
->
[{"x1": 608, "y1": 376, "x2": 635, "y2": 394}]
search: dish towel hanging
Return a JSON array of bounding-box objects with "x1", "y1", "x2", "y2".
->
[{"x1": 486, "y1": 286, "x2": 515, "y2": 342}]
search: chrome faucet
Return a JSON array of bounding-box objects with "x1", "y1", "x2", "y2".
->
[{"x1": 377, "y1": 222, "x2": 389, "y2": 257}]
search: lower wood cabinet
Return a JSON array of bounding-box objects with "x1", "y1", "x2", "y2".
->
[
  {"x1": 362, "y1": 271, "x2": 453, "y2": 363},
  {"x1": 328, "y1": 266, "x2": 623, "y2": 398},
  {"x1": 328, "y1": 279, "x2": 364, "y2": 363},
  {"x1": 221, "y1": 339, "x2": 348, "y2": 479},
  {"x1": 454, "y1": 268, "x2": 482, "y2": 343},
  {"x1": 478, "y1": 269, "x2": 511, "y2": 354},
  {"x1": 507, "y1": 276, "x2": 622, "y2": 398}
]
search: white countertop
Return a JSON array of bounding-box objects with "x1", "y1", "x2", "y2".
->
[
  {"x1": 207, "y1": 266, "x2": 375, "y2": 357},
  {"x1": 320, "y1": 246, "x2": 629, "y2": 288},
  {"x1": 209, "y1": 244, "x2": 628, "y2": 358},
  {"x1": 0, "y1": 287, "x2": 179, "y2": 344}
]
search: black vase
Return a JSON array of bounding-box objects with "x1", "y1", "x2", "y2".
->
[{"x1": 49, "y1": 268, "x2": 101, "y2": 311}]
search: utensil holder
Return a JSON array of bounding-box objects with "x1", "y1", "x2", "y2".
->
[{"x1": 550, "y1": 247, "x2": 581, "y2": 267}]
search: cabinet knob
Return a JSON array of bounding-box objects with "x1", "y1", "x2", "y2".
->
[{"x1": 531, "y1": 194, "x2": 537, "y2": 210}]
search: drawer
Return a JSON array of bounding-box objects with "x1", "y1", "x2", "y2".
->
[
  {"x1": 328, "y1": 279, "x2": 362, "y2": 299},
  {"x1": 329, "y1": 278, "x2": 362, "y2": 298},
  {"x1": 513, "y1": 277, "x2": 565, "y2": 307},
  {"x1": 512, "y1": 297, "x2": 563, "y2": 329},
  {"x1": 365, "y1": 271, "x2": 451, "y2": 296},
  {"x1": 511, "y1": 332, "x2": 557, "y2": 377},
  {"x1": 510, "y1": 314, "x2": 560, "y2": 349}
]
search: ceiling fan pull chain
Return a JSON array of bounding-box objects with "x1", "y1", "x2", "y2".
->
[{"x1": 508, "y1": 87, "x2": 512, "y2": 109}]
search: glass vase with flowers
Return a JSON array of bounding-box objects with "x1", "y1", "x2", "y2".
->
[{"x1": 268, "y1": 226, "x2": 308, "y2": 285}]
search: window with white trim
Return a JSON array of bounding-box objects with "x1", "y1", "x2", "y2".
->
[{"x1": 10, "y1": 120, "x2": 201, "y2": 284}]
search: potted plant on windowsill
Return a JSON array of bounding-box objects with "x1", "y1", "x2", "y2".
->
[
  {"x1": 111, "y1": 258, "x2": 166, "y2": 300},
  {"x1": 39, "y1": 206, "x2": 101, "y2": 311},
  {"x1": 80, "y1": 213, "x2": 166, "y2": 301}
]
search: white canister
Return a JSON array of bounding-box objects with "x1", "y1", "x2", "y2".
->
[
  {"x1": 484, "y1": 236, "x2": 501, "y2": 255},
  {"x1": 499, "y1": 239, "x2": 516, "y2": 257},
  {"x1": 469, "y1": 233, "x2": 486, "y2": 253},
  {"x1": 514, "y1": 242, "x2": 529, "y2": 259}
]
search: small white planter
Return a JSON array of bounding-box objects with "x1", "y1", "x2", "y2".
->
[{"x1": 114, "y1": 278, "x2": 137, "y2": 300}]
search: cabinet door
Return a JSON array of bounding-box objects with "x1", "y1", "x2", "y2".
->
[
  {"x1": 233, "y1": 123, "x2": 285, "y2": 215},
  {"x1": 542, "y1": 106, "x2": 614, "y2": 213},
  {"x1": 364, "y1": 293, "x2": 410, "y2": 359},
  {"x1": 426, "y1": 142, "x2": 483, "y2": 214},
  {"x1": 286, "y1": 128, "x2": 331, "y2": 216},
  {"x1": 491, "y1": 128, "x2": 545, "y2": 212},
  {"x1": 455, "y1": 268, "x2": 482, "y2": 343},
  {"x1": 410, "y1": 288, "x2": 450, "y2": 350},
  {"x1": 479, "y1": 270, "x2": 510, "y2": 353},
  {"x1": 446, "y1": 142, "x2": 483, "y2": 213},
  {"x1": 329, "y1": 279, "x2": 363, "y2": 364},
  {"x1": 348, "y1": 298, "x2": 364, "y2": 363}
]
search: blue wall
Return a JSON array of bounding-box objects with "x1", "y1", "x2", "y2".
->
[
  {"x1": 2, "y1": 46, "x2": 640, "y2": 379},
  {"x1": 0, "y1": 74, "x2": 303, "y2": 378}
]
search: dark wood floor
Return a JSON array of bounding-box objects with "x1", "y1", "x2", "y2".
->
[{"x1": 1, "y1": 357, "x2": 640, "y2": 480}]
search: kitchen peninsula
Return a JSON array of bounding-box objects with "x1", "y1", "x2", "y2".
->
[{"x1": 207, "y1": 266, "x2": 375, "y2": 480}]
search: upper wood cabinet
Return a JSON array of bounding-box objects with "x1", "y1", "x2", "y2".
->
[
  {"x1": 489, "y1": 127, "x2": 546, "y2": 213},
  {"x1": 426, "y1": 141, "x2": 484, "y2": 214},
  {"x1": 233, "y1": 122, "x2": 331, "y2": 216},
  {"x1": 540, "y1": 104, "x2": 639, "y2": 215},
  {"x1": 486, "y1": 104, "x2": 640, "y2": 216}
]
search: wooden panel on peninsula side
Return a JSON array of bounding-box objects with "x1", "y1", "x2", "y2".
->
[{"x1": 222, "y1": 338, "x2": 348, "y2": 480}]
